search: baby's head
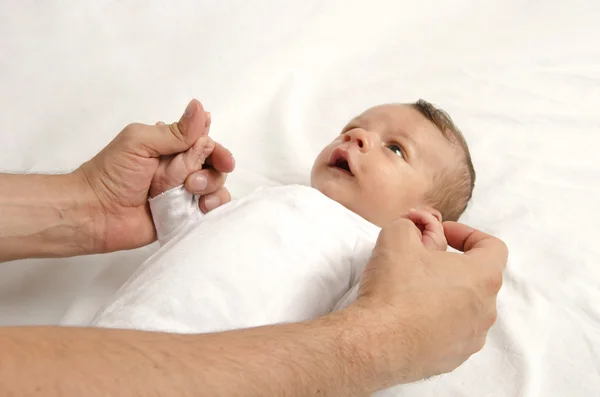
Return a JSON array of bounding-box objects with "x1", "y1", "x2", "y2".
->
[{"x1": 311, "y1": 100, "x2": 475, "y2": 227}]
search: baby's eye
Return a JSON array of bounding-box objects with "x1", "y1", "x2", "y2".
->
[{"x1": 387, "y1": 144, "x2": 404, "y2": 158}]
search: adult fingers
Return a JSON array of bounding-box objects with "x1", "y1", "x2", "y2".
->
[
  {"x1": 443, "y1": 221, "x2": 477, "y2": 252},
  {"x1": 205, "y1": 141, "x2": 235, "y2": 173},
  {"x1": 199, "y1": 187, "x2": 232, "y2": 213},
  {"x1": 201, "y1": 111, "x2": 234, "y2": 173},
  {"x1": 443, "y1": 222, "x2": 509, "y2": 272},
  {"x1": 184, "y1": 168, "x2": 227, "y2": 196},
  {"x1": 373, "y1": 217, "x2": 424, "y2": 257},
  {"x1": 128, "y1": 99, "x2": 207, "y2": 158}
]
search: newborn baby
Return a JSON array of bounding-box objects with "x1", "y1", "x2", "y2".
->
[{"x1": 91, "y1": 100, "x2": 475, "y2": 333}]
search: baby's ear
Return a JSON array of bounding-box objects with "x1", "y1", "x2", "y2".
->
[{"x1": 419, "y1": 205, "x2": 443, "y2": 223}]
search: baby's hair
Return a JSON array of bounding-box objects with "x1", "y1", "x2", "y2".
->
[{"x1": 411, "y1": 99, "x2": 476, "y2": 222}]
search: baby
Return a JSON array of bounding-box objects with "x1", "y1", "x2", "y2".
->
[{"x1": 91, "y1": 100, "x2": 475, "y2": 333}]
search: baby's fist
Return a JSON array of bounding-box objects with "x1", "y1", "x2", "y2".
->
[
  {"x1": 406, "y1": 208, "x2": 448, "y2": 251},
  {"x1": 149, "y1": 135, "x2": 215, "y2": 198}
]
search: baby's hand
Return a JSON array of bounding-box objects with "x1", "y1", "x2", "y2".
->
[
  {"x1": 149, "y1": 112, "x2": 214, "y2": 198},
  {"x1": 406, "y1": 208, "x2": 448, "y2": 251}
]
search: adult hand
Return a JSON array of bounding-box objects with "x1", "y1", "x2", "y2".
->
[
  {"x1": 77, "y1": 99, "x2": 235, "y2": 253},
  {"x1": 354, "y1": 219, "x2": 508, "y2": 386}
]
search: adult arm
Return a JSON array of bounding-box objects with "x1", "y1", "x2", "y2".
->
[
  {"x1": 0, "y1": 309, "x2": 381, "y2": 397},
  {"x1": 0, "y1": 219, "x2": 508, "y2": 396},
  {"x1": 0, "y1": 172, "x2": 100, "y2": 261}
]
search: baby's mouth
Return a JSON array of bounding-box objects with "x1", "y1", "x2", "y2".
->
[{"x1": 328, "y1": 148, "x2": 354, "y2": 176}]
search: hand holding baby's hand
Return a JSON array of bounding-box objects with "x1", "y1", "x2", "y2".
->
[
  {"x1": 149, "y1": 111, "x2": 213, "y2": 199},
  {"x1": 405, "y1": 208, "x2": 447, "y2": 251},
  {"x1": 149, "y1": 110, "x2": 232, "y2": 213}
]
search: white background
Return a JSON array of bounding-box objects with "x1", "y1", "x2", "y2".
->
[{"x1": 1, "y1": 1, "x2": 599, "y2": 395}]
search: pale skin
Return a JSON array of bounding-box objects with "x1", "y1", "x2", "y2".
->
[
  {"x1": 0, "y1": 99, "x2": 508, "y2": 396},
  {"x1": 311, "y1": 103, "x2": 460, "y2": 228}
]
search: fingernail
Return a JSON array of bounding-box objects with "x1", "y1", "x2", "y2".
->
[
  {"x1": 190, "y1": 174, "x2": 208, "y2": 191},
  {"x1": 182, "y1": 100, "x2": 197, "y2": 118},
  {"x1": 204, "y1": 195, "x2": 221, "y2": 211}
]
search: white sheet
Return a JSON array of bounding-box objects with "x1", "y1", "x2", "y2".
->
[{"x1": 1, "y1": 0, "x2": 599, "y2": 395}]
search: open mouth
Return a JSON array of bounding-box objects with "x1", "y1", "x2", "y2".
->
[{"x1": 328, "y1": 148, "x2": 354, "y2": 176}]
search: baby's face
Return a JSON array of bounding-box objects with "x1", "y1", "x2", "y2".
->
[{"x1": 311, "y1": 104, "x2": 460, "y2": 227}]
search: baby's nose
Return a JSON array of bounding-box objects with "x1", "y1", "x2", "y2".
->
[{"x1": 343, "y1": 129, "x2": 371, "y2": 152}]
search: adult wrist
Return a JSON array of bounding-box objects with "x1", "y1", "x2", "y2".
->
[
  {"x1": 61, "y1": 169, "x2": 106, "y2": 256},
  {"x1": 0, "y1": 170, "x2": 105, "y2": 261},
  {"x1": 328, "y1": 304, "x2": 409, "y2": 394},
  {"x1": 336, "y1": 302, "x2": 416, "y2": 392}
]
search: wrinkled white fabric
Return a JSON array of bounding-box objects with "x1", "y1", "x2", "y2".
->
[{"x1": 91, "y1": 185, "x2": 379, "y2": 333}]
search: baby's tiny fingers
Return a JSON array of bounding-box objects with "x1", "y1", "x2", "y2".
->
[
  {"x1": 181, "y1": 136, "x2": 216, "y2": 172},
  {"x1": 408, "y1": 209, "x2": 442, "y2": 233},
  {"x1": 406, "y1": 209, "x2": 429, "y2": 233},
  {"x1": 408, "y1": 209, "x2": 446, "y2": 250}
]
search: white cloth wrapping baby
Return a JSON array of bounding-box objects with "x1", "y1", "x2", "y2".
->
[{"x1": 91, "y1": 185, "x2": 379, "y2": 333}]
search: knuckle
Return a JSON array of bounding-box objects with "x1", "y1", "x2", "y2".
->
[
  {"x1": 123, "y1": 122, "x2": 144, "y2": 133},
  {"x1": 168, "y1": 122, "x2": 185, "y2": 143},
  {"x1": 477, "y1": 308, "x2": 498, "y2": 334},
  {"x1": 122, "y1": 123, "x2": 145, "y2": 141},
  {"x1": 484, "y1": 272, "x2": 504, "y2": 295},
  {"x1": 496, "y1": 239, "x2": 509, "y2": 259},
  {"x1": 500, "y1": 239, "x2": 509, "y2": 254},
  {"x1": 487, "y1": 311, "x2": 498, "y2": 328},
  {"x1": 473, "y1": 337, "x2": 486, "y2": 353}
]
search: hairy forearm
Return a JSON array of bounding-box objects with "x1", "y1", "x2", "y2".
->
[
  {"x1": 0, "y1": 309, "x2": 384, "y2": 397},
  {"x1": 0, "y1": 172, "x2": 101, "y2": 262}
]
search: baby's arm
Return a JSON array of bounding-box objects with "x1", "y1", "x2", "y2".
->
[{"x1": 333, "y1": 208, "x2": 448, "y2": 312}]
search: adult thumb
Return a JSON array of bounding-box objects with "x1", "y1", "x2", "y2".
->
[
  {"x1": 374, "y1": 217, "x2": 423, "y2": 256},
  {"x1": 443, "y1": 221, "x2": 508, "y2": 271},
  {"x1": 132, "y1": 99, "x2": 207, "y2": 158}
]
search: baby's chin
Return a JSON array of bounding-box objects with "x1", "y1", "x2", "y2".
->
[
  {"x1": 311, "y1": 178, "x2": 388, "y2": 227},
  {"x1": 311, "y1": 178, "x2": 360, "y2": 213}
]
